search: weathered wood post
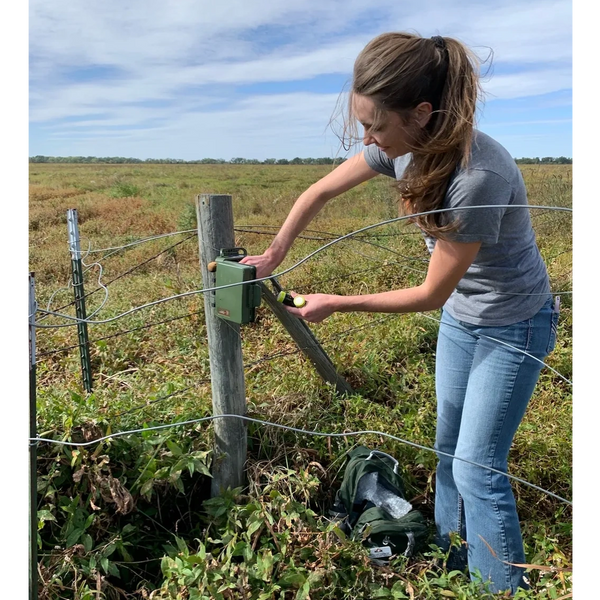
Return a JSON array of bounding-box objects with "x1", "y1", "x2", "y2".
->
[
  {"x1": 260, "y1": 282, "x2": 354, "y2": 396},
  {"x1": 196, "y1": 194, "x2": 247, "y2": 496},
  {"x1": 29, "y1": 273, "x2": 38, "y2": 600}
]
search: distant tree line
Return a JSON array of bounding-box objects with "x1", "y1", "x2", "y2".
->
[
  {"x1": 514, "y1": 157, "x2": 572, "y2": 164},
  {"x1": 29, "y1": 155, "x2": 572, "y2": 165},
  {"x1": 28, "y1": 156, "x2": 348, "y2": 165}
]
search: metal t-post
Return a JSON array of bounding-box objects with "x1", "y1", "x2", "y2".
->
[
  {"x1": 29, "y1": 273, "x2": 38, "y2": 600},
  {"x1": 67, "y1": 209, "x2": 93, "y2": 392}
]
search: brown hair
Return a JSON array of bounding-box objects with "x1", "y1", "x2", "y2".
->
[{"x1": 345, "y1": 32, "x2": 482, "y2": 237}]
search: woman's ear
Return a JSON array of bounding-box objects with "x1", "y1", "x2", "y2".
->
[{"x1": 412, "y1": 101, "x2": 433, "y2": 128}]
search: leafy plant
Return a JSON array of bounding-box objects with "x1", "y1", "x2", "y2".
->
[{"x1": 30, "y1": 163, "x2": 572, "y2": 599}]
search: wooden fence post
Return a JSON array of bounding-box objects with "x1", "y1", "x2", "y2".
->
[
  {"x1": 196, "y1": 194, "x2": 247, "y2": 496},
  {"x1": 260, "y1": 282, "x2": 354, "y2": 396}
]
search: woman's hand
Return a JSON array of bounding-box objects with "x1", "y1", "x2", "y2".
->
[
  {"x1": 240, "y1": 251, "x2": 281, "y2": 280},
  {"x1": 239, "y1": 154, "x2": 378, "y2": 281},
  {"x1": 283, "y1": 292, "x2": 339, "y2": 323}
]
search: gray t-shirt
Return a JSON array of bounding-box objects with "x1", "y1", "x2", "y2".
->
[{"x1": 363, "y1": 130, "x2": 551, "y2": 326}]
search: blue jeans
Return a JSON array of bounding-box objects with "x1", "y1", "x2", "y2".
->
[{"x1": 434, "y1": 296, "x2": 558, "y2": 594}]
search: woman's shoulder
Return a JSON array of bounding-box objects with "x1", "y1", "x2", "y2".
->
[
  {"x1": 465, "y1": 130, "x2": 521, "y2": 182},
  {"x1": 446, "y1": 130, "x2": 525, "y2": 199},
  {"x1": 446, "y1": 131, "x2": 527, "y2": 207}
]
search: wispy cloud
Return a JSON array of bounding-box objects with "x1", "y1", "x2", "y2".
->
[{"x1": 29, "y1": 0, "x2": 572, "y2": 159}]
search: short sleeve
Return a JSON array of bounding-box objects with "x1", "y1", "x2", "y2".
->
[
  {"x1": 363, "y1": 144, "x2": 397, "y2": 178},
  {"x1": 444, "y1": 169, "x2": 513, "y2": 245}
]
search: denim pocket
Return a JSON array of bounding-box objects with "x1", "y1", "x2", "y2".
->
[{"x1": 546, "y1": 297, "x2": 560, "y2": 355}]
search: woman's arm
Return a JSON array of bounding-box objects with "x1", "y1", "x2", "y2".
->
[
  {"x1": 285, "y1": 238, "x2": 482, "y2": 322},
  {"x1": 240, "y1": 152, "x2": 379, "y2": 278}
]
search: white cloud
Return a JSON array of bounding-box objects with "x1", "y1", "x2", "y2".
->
[
  {"x1": 29, "y1": 0, "x2": 572, "y2": 158},
  {"x1": 481, "y1": 67, "x2": 572, "y2": 100}
]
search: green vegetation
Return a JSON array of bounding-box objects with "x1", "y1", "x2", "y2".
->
[{"x1": 29, "y1": 163, "x2": 572, "y2": 598}]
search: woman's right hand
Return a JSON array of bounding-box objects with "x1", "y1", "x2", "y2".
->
[
  {"x1": 239, "y1": 154, "x2": 378, "y2": 281},
  {"x1": 239, "y1": 251, "x2": 281, "y2": 279}
]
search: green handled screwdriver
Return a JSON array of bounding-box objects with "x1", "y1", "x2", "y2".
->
[{"x1": 276, "y1": 291, "x2": 307, "y2": 308}]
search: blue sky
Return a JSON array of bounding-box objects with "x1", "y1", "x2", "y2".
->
[{"x1": 28, "y1": 0, "x2": 572, "y2": 160}]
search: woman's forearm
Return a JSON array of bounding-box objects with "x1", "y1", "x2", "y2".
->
[
  {"x1": 265, "y1": 184, "x2": 330, "y2": 263},
  {"x1": 265, "y1": 153, "x2": 379, "y2": 265},
  {"x1": 332, "y1": 285, "x2": 445, "y2": 314}
]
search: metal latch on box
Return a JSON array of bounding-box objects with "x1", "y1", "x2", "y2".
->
[{"x1": 209, "y1": 248, "x2": 262, "y2": 325}]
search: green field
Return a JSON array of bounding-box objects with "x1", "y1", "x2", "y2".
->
[{"x1": 30, "y1": 163, "x2": 572, "y2": 599}]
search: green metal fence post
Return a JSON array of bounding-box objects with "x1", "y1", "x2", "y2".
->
[
  {"x1": 67, "y1": 209, "x2": 93, "y2": 392},
  {"x1": 29, "y1": 273, "x2": 38, "y2": 600}
]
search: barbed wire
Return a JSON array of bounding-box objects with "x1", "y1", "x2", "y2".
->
[
  {"x1": 235, "y1": 224, "x2": 429, "y2": 239},
  {"x1": 105, "y1": 296, "x2": 571, "y2": 424},
  {"x1": 236, "y1": 226, "x2": 429, "y2": 265},
  {"x1": 35, "y1": 254, "x2": 416, "y2": 358},
  {"x1": 37, "y1": 249, "x2": 570, "y2": 361},
  {"x1": 30, "y1": 205, "x2": 573, "y2": 510},
  {"x1": 32, "y1": 204, "x2": 572, "y2": 329},
  {"x1": 84, "y1": 229, "x2": 198, "y2": 255},
  {"x1": 36, "y1": 309, "x2": 205, "y2": 358},
  {"x1": 37, "y1": 234, "x2": 197, "y2": 324}
]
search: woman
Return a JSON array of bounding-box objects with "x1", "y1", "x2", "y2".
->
[{"x1": 241, "y1": 32, "x2": 558, "y2": 594}]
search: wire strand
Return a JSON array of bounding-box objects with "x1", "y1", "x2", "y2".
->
[
  {"x1": 29, "y1": 413, "x2": 571, "y2": 506},
  {"x1": 33, "y1": 204, "x2": 572, "y2": 329}
]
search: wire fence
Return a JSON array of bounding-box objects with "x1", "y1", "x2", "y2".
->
[{"x1": 31, "y1": 204, "x2": 573, "y2": 509}]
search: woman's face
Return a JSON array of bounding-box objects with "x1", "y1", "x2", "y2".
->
[{"x1": 352, "y1": 93, "x2": 430, "y2": 159}]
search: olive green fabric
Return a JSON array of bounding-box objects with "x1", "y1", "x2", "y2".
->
[{"x1": 335, "y1": 446, "x2": 430, "y2": 558}]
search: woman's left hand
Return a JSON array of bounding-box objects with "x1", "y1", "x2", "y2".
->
[{"x1": 283, "y1": 293, "x2": 339, "y2": 323}]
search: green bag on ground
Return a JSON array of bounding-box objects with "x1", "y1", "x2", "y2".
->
[{"x1": 330, "y1": 446, "x2": 429, "y2": 562}]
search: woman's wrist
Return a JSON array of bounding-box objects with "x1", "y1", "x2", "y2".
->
[{"x1": 264, "y1": 246, "x2": 286, "y2": 268}]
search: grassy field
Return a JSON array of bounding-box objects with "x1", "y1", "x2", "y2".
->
[{"x1": 30, "y1": 163, "x2": 572, "y2": 599}]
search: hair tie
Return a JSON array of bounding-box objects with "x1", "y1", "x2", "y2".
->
[{"x1": 431, "y1": 35, "x2": 446, "y2": 51}]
